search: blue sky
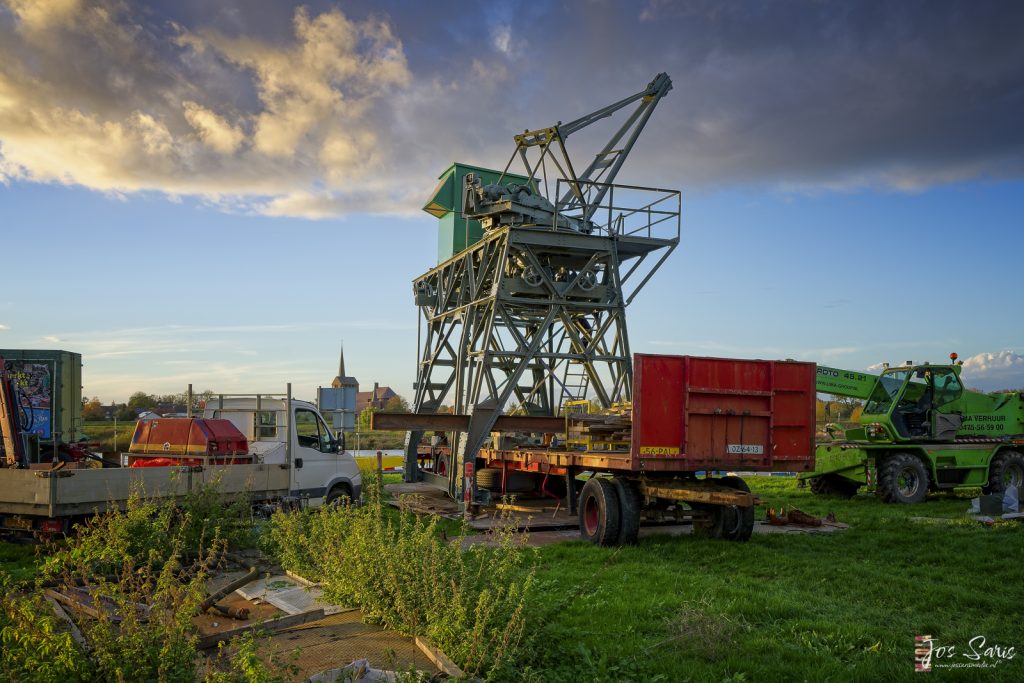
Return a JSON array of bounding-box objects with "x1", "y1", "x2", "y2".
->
[{"x1": 2, "y1": 0, "x2": 1023, "y2": 401}]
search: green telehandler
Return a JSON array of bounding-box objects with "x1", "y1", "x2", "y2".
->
[{"x1": 807, "y1": 354, "x2": 1024, "y2": 504}]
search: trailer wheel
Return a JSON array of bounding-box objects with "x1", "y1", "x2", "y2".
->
[
  {"x1": 809, "y1": 474, "x2": 860, "y2": 499},
  {"x1": 878, "y1": 453, "x2": 929, "y2": 504},
  {"x1": 578, "y1": 477, "x2": 621, "y2": 546},
  {"x1": 692, "y1": 504, "x2": 738, "y2": 540},
  {"x1": 718, "y1": 476, "x2": 755, "y2": 542},
  {"x1": 984, "y1": 450, "x2": 1024, "y2": 496},
  {"x1": 612, "y1": 478, "x2": 642, "y2": 545}
]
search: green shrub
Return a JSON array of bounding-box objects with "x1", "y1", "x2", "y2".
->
[
  {"x1": 4, "y1": 481, "x2": 280, "y2": 682},
  {"x1": 0, "y1": 573, "x2": 92, "y2": 682},
  {"x1": 268, "y1": 474, "x2": 537, "y2": 680}
]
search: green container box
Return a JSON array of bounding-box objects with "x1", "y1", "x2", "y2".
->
[
  {"x1": 1, "y1": 349, "x2": 82, "y2": 446},
  {"x1": 425, "y1": 162, "x2": 530, "y2": 263}
]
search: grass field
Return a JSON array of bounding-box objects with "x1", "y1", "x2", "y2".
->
[
  {"x1": 522, "y1": 478, "x2": 1023, "y2": 682},
  {"x1": 80, "y1": 420, "x2": 137, "y2": 452}
]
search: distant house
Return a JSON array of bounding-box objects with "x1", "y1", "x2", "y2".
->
[
  {"x1": 356, "y1": 383, "x2": 397, "y2": 412},
  {"x1": 102, "y1": 404, "x2": 128, "y2": 420},
  {"x1": 155, "y1": 402, "x2": 187, "y2": 416}
]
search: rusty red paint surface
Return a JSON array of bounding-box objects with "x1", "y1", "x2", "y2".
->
[{"x1": 632, "y1": 354, "x2": 815, "y2": 471}]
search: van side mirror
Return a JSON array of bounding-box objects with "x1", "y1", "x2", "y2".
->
[{"x1": 337, "y1": 433, "x2": 346, "y2": 453}]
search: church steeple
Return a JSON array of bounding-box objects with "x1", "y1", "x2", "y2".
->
[{"x1": 338, "y1": 341, "x2": 346, "y2": 379}]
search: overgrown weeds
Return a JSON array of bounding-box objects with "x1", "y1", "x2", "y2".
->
[
  {"x1": 1, "y1": 481, "x2": 284, "y2": 682},
  {"x1": 268, "y1": 473, "x2": 538, "y2": 681}
]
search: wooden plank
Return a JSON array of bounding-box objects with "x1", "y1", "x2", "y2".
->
[
  {"x1": 415, "y1": 636, "x2": 464, "y2": 678},
  {"x1": 197, "y1": 608, "x2": 327, "y2": 650},
  {"x1": 44, "y1": 588, "x2": 104, "y2": 620},
  {"x1": 44, "y1": 595, "x2": 88, "y2": 650}
]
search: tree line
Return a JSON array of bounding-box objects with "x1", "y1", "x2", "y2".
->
[{"x1": 81, "y1": 390, "x2": 215, "y2": 421}]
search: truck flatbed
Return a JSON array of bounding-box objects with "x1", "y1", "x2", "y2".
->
[{"x1": 0, "y1": 463, "x2": 289, "y2": 520}]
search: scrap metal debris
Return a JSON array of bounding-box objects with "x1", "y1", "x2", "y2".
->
[{"x1": 766, "y1": 507, "x2": 836, "y2": 527}]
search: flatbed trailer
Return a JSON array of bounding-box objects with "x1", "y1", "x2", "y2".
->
[
  {"x1": 383, "y1": 354, "x2": 817, "y2": 546},
  {"x1": 0, "y1": 463, "x2": 290, "y2": 534}
]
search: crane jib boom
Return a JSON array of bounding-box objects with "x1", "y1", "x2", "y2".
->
[
  {"x1": 815, "y1": 366, "x2": 877, "y2": 400},
  {"x1": 501, "y1": 73, "x2": 673, "y2": 225}
]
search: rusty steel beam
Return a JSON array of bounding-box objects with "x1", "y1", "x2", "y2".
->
[
  {"x1": 371, "y1": 412, "x2": 566, "y2": 433},
  {"x1": 640, "y1": 482, "x2": 755, "y2": 508}
]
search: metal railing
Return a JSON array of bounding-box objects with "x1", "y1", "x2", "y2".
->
[{"x1": 552, "y1": 179, "x2": 681, "y2": 242}]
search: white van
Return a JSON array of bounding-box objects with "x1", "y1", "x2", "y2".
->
[{"x1": 203, "y1": 395, "x2": 362, "y2": 506}]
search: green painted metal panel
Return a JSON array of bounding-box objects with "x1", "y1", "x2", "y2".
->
[
  {"x1": 815, "y1": 366, "x2": 877, "y2": 400},
  {"x1": 1, "y1": 349, "x2": 82, "y2": 446},
  {"x1": 426, "y1": 162, "x2": 530, "y2": 263}
]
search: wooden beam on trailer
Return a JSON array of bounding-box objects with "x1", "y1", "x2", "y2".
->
[
  {"x1": 370, "y1": 412, "x2": 566, "y2": 433},
  {"x1": 640, "y1": 482, "x2": 755, "y2": 507}
]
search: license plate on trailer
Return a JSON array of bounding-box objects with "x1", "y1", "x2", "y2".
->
[
  {"x1": 3, "y1": 516, "x2": 34, "y2": 531},
  {"x1": 727, "y1": 444, "x2": 764, "y2": 455}
]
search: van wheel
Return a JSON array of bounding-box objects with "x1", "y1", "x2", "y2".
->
[
  {"x1": 325, "y1": 484, "x2": 352, "y2": 508},
  {"x1": 578, "y1": 477, "x2": 621, "y2": 546},
  {"x1": 878, "y1": 453, "x2": 929, "y2": 504}
]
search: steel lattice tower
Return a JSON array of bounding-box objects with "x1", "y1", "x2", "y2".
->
[{"x1": 404, "y1": 74, "x2": 680, "y2": 500}]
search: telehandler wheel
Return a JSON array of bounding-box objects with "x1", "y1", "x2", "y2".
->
[
  {"x1": 809, "y1": 474, "x2": 860, "y2": 499},
  {"x1": 878, "y1": 453, "x2": 929, "y2": 504},
  {"x1": 718, "y1": 476, "x2": 755, "y2": 542},
  {"x1": 611, "y1": 478, "x2": 642, "y2": 545},
  {"x1": 579, "y1": 477, "x2": 621, "y2": 546},
  {"x1": 984, "y1": 450, "x2": 1024, "y2": 496}
]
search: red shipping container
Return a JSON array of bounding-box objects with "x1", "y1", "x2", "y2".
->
[{"x1": 631, "y1": 354, "x2": 815, "y2": 472}]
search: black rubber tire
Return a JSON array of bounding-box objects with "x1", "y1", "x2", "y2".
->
[
  {"x1": 476, "y1": 468, "x2": 536, "y2": 493},
  {"x1": 984, "y1": 450, "x2": 1024, "y2": 496},
  {"x1": 809, "y1": 474, "x2": 860, "y2": 499},
  {"x1": 476, "y1": 468, "x2": 502, "y2": 490},
  {"x1": 718, "y1": 476, "x2": 755, "y2": 542},
  {"x1": 325, "y1": 484, "x2": 352, "y2": 507},
  {"x1": 578, "y1": 477, "x2": 621, "y2": 546},
  {"x1": 612, "y1": 478, "x2": 642, "y2": 545},
  {"x1": 878, "y1": 453, "x2": 929, "y2": 504},
  {"x1": 692, "y1": 504, "x2": 738, "y2": 539}
]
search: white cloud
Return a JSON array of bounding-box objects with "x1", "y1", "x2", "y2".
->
[
  {"x1": 182, "y1": 101, "x2": 244, "y2": 154},
  {"x1": 0, "y1": 324, "x2": 9, "y2": 331},
  {"x1": 0, "y1": 3, "x2": 428, "y2": 218},
  {"x1": 4, "y1": 0, "x2": 81, "y2": 32},
  {"x1": 492, "y1": 24, "x2": 513, "y2": 55},
  {"x1": 42, "y1": 335, "x2": 62, "y2": 342},
  {"x1": 960, "y1": 350, "x2": 1024, "y2": 387}
]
